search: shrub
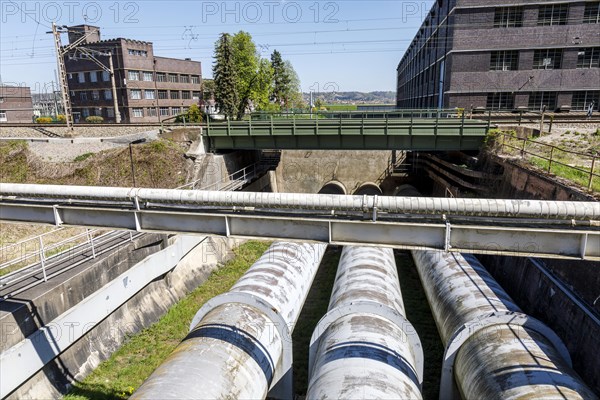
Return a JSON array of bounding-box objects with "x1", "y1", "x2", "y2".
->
[
  {"x1": 36, "y1": 117, "x2": 53, "y2": 124},
  {"x1": 85, "y1": 116, "x2": 104, "y2": 124},
  {"x1": 150, "y1": 140, "x2": 167, "y2": 152},
  {"x1": 56, "y1": 114, "x2": 66, "y2": 123},
  {"x1": 175, "y1": 104, "x2": 203, "y2": 123},
  {"x1": 74, "y1": 152, "x2": 94, "y2": 162}
]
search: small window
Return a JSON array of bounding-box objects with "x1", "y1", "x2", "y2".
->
[
  {"x1": 584, "y1": 2, "x2": 600, "y2": 23},
  {"x1": 82, "y1": 108, "x2": 90, "y2": 117},
  {"x1": 104, "y1": 90, "x2": 112, "y2": 100},
  {"x1": 128, "y1": 71, "x2": 140, "y2": 81},
  {"x1": 572, "y1": 91, "x2": 600, "y2": 110},
  {"x1": 68, "y1": 73, "x2": 74, "y2": 80},
  {"x1": 529, "y1": 92, "x2": 557, "y2": 111},
  {"x1": 78, "y1": 72, "x2": 85, "y2": 83},
  {"x1": 132, "y1": 108, "x2": 144, "y2": 118},
  {"x1": 156, "y1": 73, "x2": 166, "y2": 82},
  {"x1": 171, "y1": 107, "x2": 181, "y2": 115},
  {"x1": 577, "y1": 47, "x2": 600, "y2": 68},
  {"x1": 168, "y1": 74, "x2": 179, "y2": 83},
  {"x1": 192, "y1": 91, "x2": 201, "y2": 99},
  {"x1": 107, "y1": 108, "x2": 115, "y2": 118},
  {"x1": 91, "y1": 90, "x2": 100, "y2": 100},
  {"x1": 90, "y1": 71, "x2": 98, "y2": 83},
  {"x1": 80, "y1": 92, "x2": 88, "y2": 101},
  {"x1": 158, "y1": 90, "x2": 168, "y2": 100},
  {"x1": 533, "y1": 49, "x2": 563, "y2": 69},
  {"x1": 159, "y1": 107, "x2": 170, "y2": 116},
  {"x1": 182, "y1": 91, "x2": 191, "y2": 99},
  {"x1": 494, "y1": 7, "x2": 523, "y2": 28},
  {"x1": 191, "y1": 76, "x2": 200, "y2": 84},
  {"x1": 490, "y1": 50, "x2": 519, "y2": 71},
  {"x1": 0, "y1": 97, "x2": 4, "y2": 103},
  {"x1": 130, "y1": 89, "x2": 142, "y2": 100},
  {"x1": 145, "y1": 90, "x2": 156, "y2": 100},
  {"x1": 102, "y1": 71, "x2": 110, "y2": 82},
  {"x1": 180, "y1": 75, "x2": 190, "y2": 84},
  {"x1": 0, "y1": 111, "x2": 7, "y2": 122},
  {"x1": 147, "y1": 107, "x2": 158, "y2": 117},
  {"x1": 487, "y1": 93, "x2": 515, "y2": 110},
  {"x1": 143, "y1": 72, "x2": 153, "y2": 82},
  {"x1": 538, "y1": 4, "x2": 569, "y2": 26},
  {"x1": 170, "y1": 91, "x2": 180, "y2": 100}
]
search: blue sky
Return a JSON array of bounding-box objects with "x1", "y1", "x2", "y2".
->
[{"x1": 0, "y1": 0, "x2": 434, "y2": 93}]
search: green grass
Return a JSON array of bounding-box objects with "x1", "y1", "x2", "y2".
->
[
  {"x1": 73, "y1": 153, "x2": 94, "y2": 162},
  {"x1": 324, "y1": 104, "x2": 358, "y2": 111},
  {"x1": 396, "y1": 251, "x2": 444, "y2": 400},
  {"x1": 529, "y1": 155, "x2": 600, "y2": 192},
  {"x1": 63, "y1": 240, "x2": 271, "y2": 400}
]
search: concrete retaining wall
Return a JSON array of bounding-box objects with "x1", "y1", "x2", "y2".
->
[{"x1": 7, "y1": 236, "x2": 239, "y2": 399}]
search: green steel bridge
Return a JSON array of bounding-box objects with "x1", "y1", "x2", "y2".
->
[{"x1": 203, "y1": 111, "x2": 493, "y2": 151}]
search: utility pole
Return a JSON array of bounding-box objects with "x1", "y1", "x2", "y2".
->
[
  {"x1": 108, "y1": 52, "x2": 121, "y2": 123},
  {"x1": 48, "y1": 23, "x2": 101, "y2": 130}
]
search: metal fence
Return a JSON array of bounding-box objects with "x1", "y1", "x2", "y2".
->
[{"x1": 496, "y1": 132, "x2": 599, "y2": 191}]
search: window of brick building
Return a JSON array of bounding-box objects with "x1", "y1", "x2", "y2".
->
[
  {"x1": 145, "y1": 90, "x2": 156, "y2": 100},
  {"x1": 538, "y1": 4, "x2": 569, "y2": 26},
  {"x1": 78, "y1": 72, "x2": 85, "y2": 83},
  {"x1": 80, "y1": 92, "x2": 87, "y2": 101},
  {"x1": 191, "y1": 76, "x2": 200, "y2": 84},
  {"x1": 533, "y1": 49, "x2": 563, "y2": 69},
  {"x1": 584, "y1": 2, "x2": 600, "y2": 23},
  {"x1": 0, "y1": 111, "x2": 7, "y2": 122},
  {"x1": 171, "y1": 107, "x2": 181, "y2": 115},
  {"x1": 170, "y1": 91, "x2": 180, "y2": 100},
  {"x1": 158, "y1": 90, "x2": 168, "y2": 99},
  {"x1": 572, "y1": 91, "x2": 600, "y2": 110},
  {"x1": 487, "y1": 93, "x2": 515, "y2": 109},
  {"x1": 490, "y1": 50, "x2": 519, "y2": 71},
  {"x1": 90, "y1": 71, "x2": 98, "y2": 83},
  {"x1": 143, "y1": 72, "x2": 153, "y2": 82},
  {"x1": 91, "y1": 90, "x2": 100, "y2": 100},
  {"x1": 180, "y1": 75, "x2": 190, "y2": 84},
  {"x1": 182, "y1": 91, "x2": 191, "y2": 99},
  {"x1": 160, "y1": 107, "x2": 170, "y2": 116},
  {"x1": 130, "y1": 89, "x2": 142, "y2": 100},
  {"x1": 102, "y1": 71, "x2": 110, "y2": 81},
  {"x1": 192, "y1": 91, "x2": 201, "y2": 99},
  {"x1": 494, "y1": 7, "x2": 523, "y2": 28},
  {"x1": 104, "y1": 90, "x2": 112, "y2": 100},
  {"x1": 147, "y1": 107, "x2": 158, "y2": 117},
  {"x1": 529, "y1": 92, "x2": 557, "y2": 110},
  {"x1": 132, "y1": 108, "x2": 144, "y2": 118},
  {"x1": 128, "y1": 71, "x2": 140, "y2": 81},
  {"x1": 82, "y1": 108, "x2": 90, "y2": 117},
  {"x1": 168, "y1": 74, "x2": 179, "y2": 83},
  {"x1": 107, "y1": 108, "x2": 115, "y2": 118},
  {"x1": 156, "y1": 73, "x2": 166, "y2": 82},
  {"x1": 577, "y1": 47, "x2": 600, "y2": 68}
]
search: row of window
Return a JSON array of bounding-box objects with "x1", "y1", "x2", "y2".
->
[
  {"x1": 70, "y1": 90, "x2": 113, "y2": 101},
  {"x1": 486, "y1": 91, "x2": 599, "y2": 111},
  {"x1": 128, "y1": 49, "x2": 148, "y2": 57},
  {"x1": 127, "y1": 70, "x2": 201, "y2": 84},
  {"x1": 68, "y1": 71, "x2": 111, "y2": 84},
  {"x1": 494, "y1": 2, "x2": 600, "y2": 28},
  {"x1": 131, "y1": 106, "x2": 189, "y2": 118},
  {"x1": 130, "y1": 89, "x2": 201, "y2": 100},
  {"x1": 490, "y1": 48, "x2": 600, "y2": 71}
]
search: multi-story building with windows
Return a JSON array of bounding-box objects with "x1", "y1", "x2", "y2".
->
[
  {"x1": 0, "y1": 85, "x2": 34, "y2": 123},
  {"x1": 396, "y1": 1, "x2": 600, "y2": 112},
  {"x1": 64, "y1": 25, "x2": 202, "y2": 123}
]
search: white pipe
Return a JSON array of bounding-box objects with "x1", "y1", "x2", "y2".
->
[
  {"x1": 131, "y1": 242, "x2": 326, "y2": 399},
  {"x1": 2, "y1": 183, "x2": 598, "y2": 220},
  {"x1": 412, "y1": 250, "x2": 596, "y2": 399},
  {"x1": 307, "y1": 246, "x2": 423, "y2": 399}
]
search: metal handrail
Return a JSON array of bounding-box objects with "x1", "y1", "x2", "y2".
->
[{"x1": 497, "y1": 132, "x2": 599, "y2": 190}]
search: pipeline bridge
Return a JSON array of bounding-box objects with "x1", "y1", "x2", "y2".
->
[{"x1": 1, "y1": 183, "x2": 599, "y2": 260}]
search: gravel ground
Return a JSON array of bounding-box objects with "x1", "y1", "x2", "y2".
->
[
  {"x1": 0, "y1": 126, "x2": 162, "y2": 138},
  {"x1": 520, "y1": 122, "x2": 600, "y2": 137}
]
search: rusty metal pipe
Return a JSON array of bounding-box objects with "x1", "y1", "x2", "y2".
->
[
  {"x1": 307, "y1": 246, "x2": 423, "y2": 399},
  {"x1": 132, "y1": 242, "x2": 327, "y2": 399}
]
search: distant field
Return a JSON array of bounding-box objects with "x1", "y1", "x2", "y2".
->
[{"x1": 323, "y1": 104, "x2": 358, "y2": 111}]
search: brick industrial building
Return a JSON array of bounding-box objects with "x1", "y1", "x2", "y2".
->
[
  {"x1": 396, "y1": 1, "x2": 600, "y2": 111},
  {"x1": 0, "y1": 85, "x2": 34, "y2": 123},
  {"x1": 64, "y1": 25, "x2": 202, "y2": 123}
]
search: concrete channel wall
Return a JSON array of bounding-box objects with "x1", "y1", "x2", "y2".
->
[{"x1": 3, "y1": 235, "x2": 239, "y2": 399}]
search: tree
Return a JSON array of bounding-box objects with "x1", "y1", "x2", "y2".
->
[
  {"x1": 202, "y1": 79, "x2": 215, "y2": 100},
  {"x1": 213, "y1": 33, "x2": 238, "y2": 119},
  {"x1": 271, "y1": 50, "x2": 290, "y2": 107},
  {"x1": 283, "y1": 60, "x2": 302, "y2": 109},
  {"x1": 232, "y1": 31, "x2": 263, "y2": 120}
]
